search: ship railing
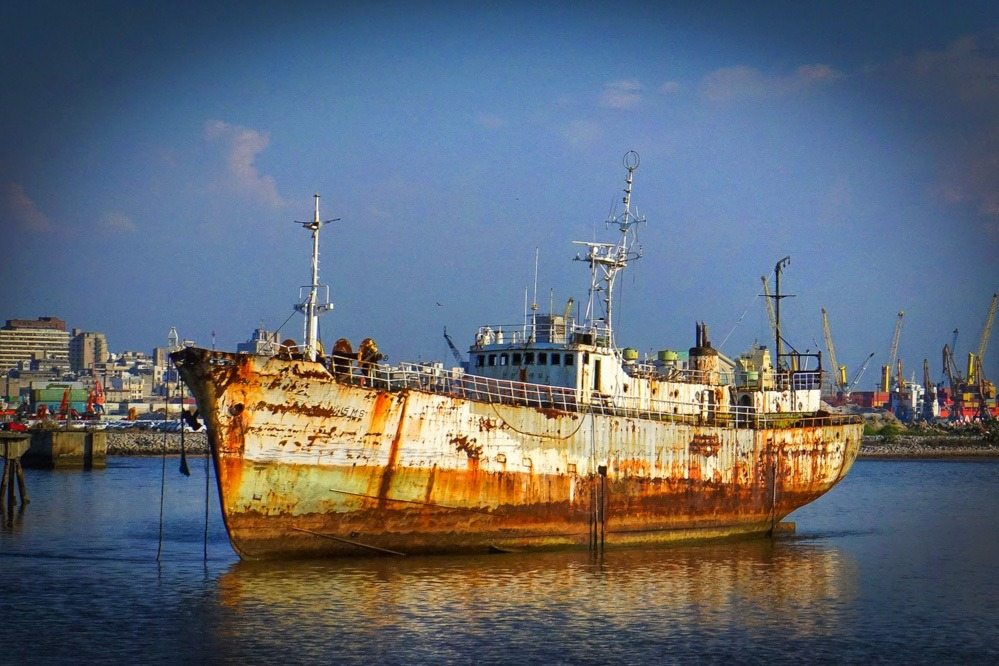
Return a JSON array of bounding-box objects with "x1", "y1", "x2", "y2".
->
[
  {"x1": 334, "y1": 361, "x2": 858, "y2": 428},
  {"x1": 470, "y1": 322, "x2": 613, "y2": 348}
]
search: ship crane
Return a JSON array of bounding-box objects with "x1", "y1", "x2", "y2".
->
[
  {"x1": 761, "y1": 258, "x2": 796, "y2": 370},
  {"x1": 762, "y1": 276, "x2": 778, "y2": 343},
  {"x1": 880, "y1": 311, "x2": 904, "y2": 392}
]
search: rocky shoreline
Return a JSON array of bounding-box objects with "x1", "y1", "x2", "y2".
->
[
  {"x1": 106, "y1": 430, "x2": 207, "y2": 455},
  {"x1": 103, "y1": 430, "x2": 997, "y2": 458},
  {"x1": 859, "y1": 435, "x2": 997, "y2": 458}
]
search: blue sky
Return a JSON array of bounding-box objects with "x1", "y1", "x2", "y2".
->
[{"x1": 2, "y1": 2, "x2": 997, "y2": 386}]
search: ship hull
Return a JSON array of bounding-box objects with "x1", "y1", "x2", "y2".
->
[{"x1": 174, "y1": 348, "x2": 861, "y2": 560}]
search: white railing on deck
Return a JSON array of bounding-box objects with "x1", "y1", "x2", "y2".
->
[
  {"x1": 325, "y1": 358, "x2": 854, "y2": 429},
  {"x1": 472, "y1": 322, "x2": 612, "y2": 348}
]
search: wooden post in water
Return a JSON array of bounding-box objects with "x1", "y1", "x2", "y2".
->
[{"x1": 1, "y1": 434, "x2": 31, "y2": 526}]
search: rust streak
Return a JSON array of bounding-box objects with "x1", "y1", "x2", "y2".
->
[{"x1": 377, "y1": 392, "x2": 409, "y2": 509}]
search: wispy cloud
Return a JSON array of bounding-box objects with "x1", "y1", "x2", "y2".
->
[
  {"x1": 2, "y1": 181, "x2": 53, "y2": 231},
  {"x1": 699, "y1": 63, "x2": 844, "y2": 102},
  {"x1": 660, "y1": 81, "x2": 681, "y2": 94},
  {"x1": 474, "y1": 112, "x2": 507, "y2": 130},
  {"x1": 599, "y1": 80, "x2": 642, "y2": 109},
  {"x1": 877, "y1": 36, "x2": 999, "y2": 225},
  {"x1": 100, "y1": 211, "x2": 136, "y2": 233},
  {"x1": 204, "y1": 120, "x2": 285, "y2": 208},
  {"x1": 561, "y1": 119, "x2": 603, "y2": 147}
]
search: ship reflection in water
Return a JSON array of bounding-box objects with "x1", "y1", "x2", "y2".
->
[{"x1": 211, "y1": 540, "x2": 858, "y2": 663}]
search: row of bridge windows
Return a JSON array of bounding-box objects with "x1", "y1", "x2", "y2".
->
[{"x1": 475, "y1": 351, "x2": 576, "y2": 368}]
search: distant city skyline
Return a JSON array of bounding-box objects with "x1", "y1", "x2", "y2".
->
[{"x1": 2, "y1": 2, "x2": 997, "y2": 387}]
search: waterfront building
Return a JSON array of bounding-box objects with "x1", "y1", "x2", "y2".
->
[
  {"x1": 0, "y1": 317, "x2": 71, "y2": 372},
  {"x1": 69, "y1": 329, "x2": 109, "y2": 373}
]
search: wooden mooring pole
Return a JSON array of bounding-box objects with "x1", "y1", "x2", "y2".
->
[{"x1": 1, "y1": 434, "x2": 31, "y2": 526}]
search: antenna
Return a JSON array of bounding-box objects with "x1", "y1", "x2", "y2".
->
[
  {"x1": 293, "y1": 193, "x2": 339, "y2": 361},
  {"x1": 531, "y1": 247, "x2": 539, "y2": 339},
  {"x1": 572, "y1": 151, "x2": 646, "y2": 348}
]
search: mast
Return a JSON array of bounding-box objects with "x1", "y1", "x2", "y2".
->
[
  {"x1": 573, "y1": 151, "x2": 645, "y2": 347},
  {"x1": 294, "y1": 194, "x2": 337, "y2": 361}
]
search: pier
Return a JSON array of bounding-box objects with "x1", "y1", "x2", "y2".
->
[{"x1": 22, "y1": 430, "x2": 108, "y2": 469}]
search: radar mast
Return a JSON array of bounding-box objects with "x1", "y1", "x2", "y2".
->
[{"x1": 573, "y1": 151, "x2": 645, "y2": 347}]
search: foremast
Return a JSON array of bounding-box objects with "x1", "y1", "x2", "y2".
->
[
  {"x1": 294, "y1": 194, "x2": 337, "y2": 361},
  {"x1": 573, "y1": 151, "x2": 645, "y2": 349}
]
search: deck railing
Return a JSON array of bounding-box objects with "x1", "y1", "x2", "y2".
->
[{"x1": 325, "y1": 359, "x2": 857, "y2": 429}]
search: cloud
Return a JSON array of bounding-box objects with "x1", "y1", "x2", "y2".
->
[
  {"x1": 2, "y1": 181, "x2": 53, "y2": 231},
  {"x1": 699, "y1": 63, "x2": 844, "y2": 102},
  {"x1": 870, "y1": 36, "x2": 999, "y2": 224},
  {"x1": 599, "y1": 80, "x2": 642, "y2": 109},
  {"x1": 204, "y1": 120, "x2": 285, "y2": 208},
  {"x1": 474, "y1": 112, "x2": 507, "y2": 130},
  {"x1": 561, "y1": 119, "x2": 603, "y2": 147},
  {"x1": 660, "y1": 81, "x2": 681, "y2": 94},
  {"x1": 100, "y1": 211, "x2": 136, "y2": 233}
]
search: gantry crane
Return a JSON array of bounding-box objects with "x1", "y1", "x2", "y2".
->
[{"x1": 880, "y1": 311, "x2": 904, "y2": 392}]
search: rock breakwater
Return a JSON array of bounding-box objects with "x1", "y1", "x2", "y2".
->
[
  {"x1": 106, "y1": 431, "x2": 207, "y2": 455},
  {"x1": 860, "y1": 435, "x2": 998, "y2": 458}
]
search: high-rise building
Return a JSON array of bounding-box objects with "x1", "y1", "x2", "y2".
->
[
  {"x1": 0, "y1": 317, "x2": 71, "y2": 372},
  {"x1": 69, "y1": 329, "x2": 109, "y2": 373}
]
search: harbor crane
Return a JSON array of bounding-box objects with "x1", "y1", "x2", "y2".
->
[
  {"x1": 443, "y1": 327, "x2": 464, "y2": 366},
  {"x1": 967, "y1": 292, "x2": 997, "y2": 384},
  {"x1": 846, "y1": 352, "x2": 875, "y2": 397},
  {"x1": 821, "y1": 307, "x2": 848, "y2": 393},
  {"x1": 880, "y1": 311, "x2": 904, "y2": 392}
]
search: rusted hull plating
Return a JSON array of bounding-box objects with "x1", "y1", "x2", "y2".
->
[{"x1": 174, "y1": 348, "x2": 861, "y2": 559}]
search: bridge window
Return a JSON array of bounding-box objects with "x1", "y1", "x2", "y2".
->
[
  {"x1": 538, "y1": 352, "x2": 547, "y2": 365},
  {"x1": 565, "y1": 354, "x2": 574, "y2": 366},
  {"x1": 551, "y1": 353, "x2": 561, "y2": 366},
  {"x1": 500, "y1": 353, "x2": 508, "y2": 366},
  {"x1": 525, "y1": 352, "x2": 535, "y2": 365},
  {"x1": 512, "y1": 353, "x2": 522, "y2": 365},
  {"x1": 488, "y1": 354, "x2": 496, "y2": 367},
  {"x1": 476, "y1": 354, "x2": 484, "y2": 367}
]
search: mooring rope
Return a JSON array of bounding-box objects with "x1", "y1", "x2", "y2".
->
[
  {"x1": 203, "y1": 432, "x2": 210, "y2": 561},
  {"x1": 156, "y1": 420, "x2": 167, "y2": 561}
]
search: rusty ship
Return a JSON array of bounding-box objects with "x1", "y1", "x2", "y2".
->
[{"x1": 173, "y1": 153, "x2": 862, "y2": 559}]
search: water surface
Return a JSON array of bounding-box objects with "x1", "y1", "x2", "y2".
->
[{"x1": 2, "y1": 457, "x2": 996, "y2": 664}]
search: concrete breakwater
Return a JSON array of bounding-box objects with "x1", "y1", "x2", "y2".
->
[{"x1": 106, "y1": 431, "x2": 208, "y2": 455}]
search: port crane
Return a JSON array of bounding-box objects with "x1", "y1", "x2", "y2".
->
[
  {"x1": 880, "y1": 311, "x2": 904, "y2": 392},
  {"x1": 821, "y1": 307, "x2": 848, "y2": 394},
  {"x1": 443, "y1": 327, "x2": 464, "y2": 366},
  {"x1": 967, "y1": 292, "x2": 996, "y2": 384},
  {"x1": 846, "y1": 352, "x2": 875, "y2": 397}
]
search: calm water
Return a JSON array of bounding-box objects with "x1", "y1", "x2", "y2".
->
[{"x1": 1, "y1": 457, "x2": 997, "y2": 665}]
